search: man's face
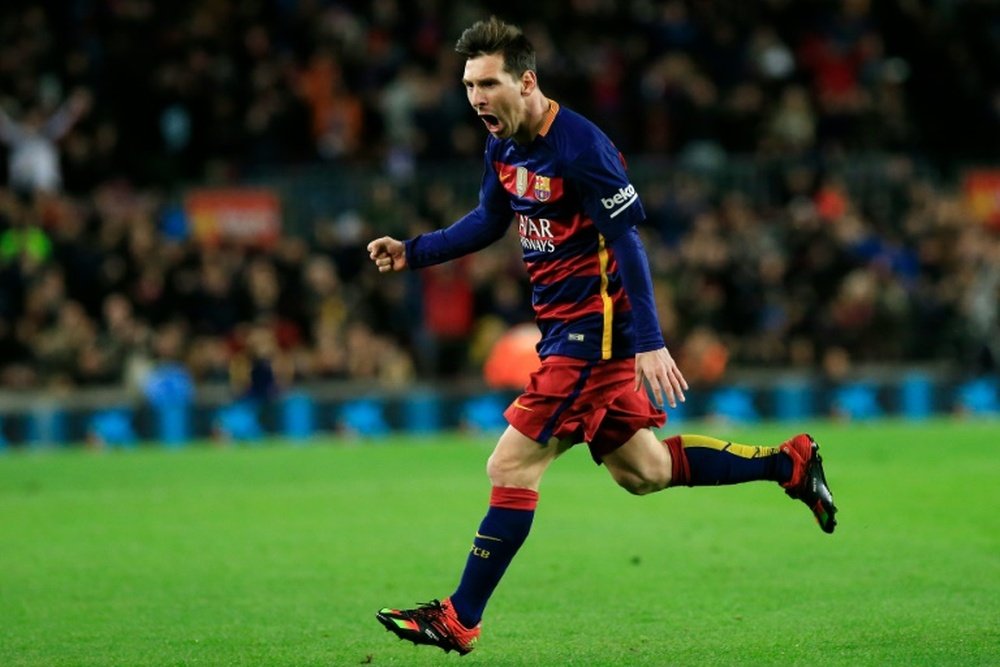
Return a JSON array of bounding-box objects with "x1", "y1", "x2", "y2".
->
[{"x1": 463, "y1": 53, "x2": 526, "y2": 140}]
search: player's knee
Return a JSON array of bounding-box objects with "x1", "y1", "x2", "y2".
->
[
  {"x1": 616, "y1": 475, "x2": 658, "y2": 496},
  {"x1": 485, "y1": 452, "x2": 500, "y2": 482},
  {"x1": 612, "y1": 468, "x2": 669, "y2": 496},
  {"x1": 486, "y1": 451, "x2": 518, "y2": 487}
]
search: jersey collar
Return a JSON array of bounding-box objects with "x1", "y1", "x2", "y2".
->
[{"x1": 537, "y1": 100, "x2": 560, "y2": 138}]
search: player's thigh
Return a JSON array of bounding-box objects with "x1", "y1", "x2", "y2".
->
[
  {"x1": 487, "y1": 425, "x2": 572, "y2": 490},
  {"x1": 601, "y1": 428, "x2": 672, "y2": 493}
]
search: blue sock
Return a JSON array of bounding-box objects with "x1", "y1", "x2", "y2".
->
[
  {"x1": 665, "y1": 435, "x2": 794, "y2": 486},
  {"x1": 449, "y1": 487, "x2": 537, "y2": 628}
]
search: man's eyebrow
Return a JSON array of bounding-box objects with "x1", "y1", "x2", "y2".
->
[{"x1": 464, "y1": 76, "x2": 501, "y2": 85}]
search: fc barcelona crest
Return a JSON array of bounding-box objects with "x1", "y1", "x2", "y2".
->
[
  {"x1": 534, "y1": 175, "x2": 552, "y2": 201},
  {"x1": 515, "y1": 167, "x2": 529, "y2": 197}
]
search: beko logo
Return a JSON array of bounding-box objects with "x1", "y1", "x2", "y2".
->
[{"x1": 601, "y1": 184, "x2": 638, "y2": 218}]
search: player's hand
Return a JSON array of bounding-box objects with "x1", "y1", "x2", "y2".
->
[
  {"x1": 367, "y1": 236, "x2": 407, "y2": 273},
  {"x1": 635, "y1": 347, "x2": 688, "y2": 409}
]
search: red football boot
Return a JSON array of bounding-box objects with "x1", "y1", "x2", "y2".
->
[
  {"x1": 376, "y1": 597, "x2": 480, "y2": 655},
  {"x1": 781, "y1": 434, "x2": 838, "y2": 534}
]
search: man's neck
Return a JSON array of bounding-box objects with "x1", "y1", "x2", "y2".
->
[{"x1": 514, "y1": 95, "x2": 552, "y2": 144}]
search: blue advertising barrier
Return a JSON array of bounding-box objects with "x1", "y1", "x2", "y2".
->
[
  {"x1": 282, "y1": 392, "x2": 315, "y2": 440},
  {"x1": 709, "y1": 387, "x2": 760, "y2": 422},
  {"x1": 0, "y1": 373, "x2": 996, "y2": 447},
  {"x1": 27, "y1": 405, "x2": 66, "y2": 448},
  {"x1": 900, "y1": 372, "x2": 933, "y2": 420},
  {"x1": 156, "y1": 402, "x2": 191, "y2": 446},
  {"x1": 774, "y1": 381, "x2": 813, "y2": 421},
  {"x1": 214, "y1": 402, "x2": 264, "y2": 442},
  {"x1": 338, "y1": 399, "x2": 390, "y2": 437},
  {"x1": 402, "y1": 394, "x2": 442, "y2": 434},
  {"x1": 955, "y1": 377, "x2": 999, "y2": 415},
  {"x1": 832, "y1": 383, "x2": 883, "y2": 421},
  {"x1": 89, "y1": 409, "x2": 138, "y2": 448},
  {"x1": 461, "y1": 394, "x2": 509, "y2": 432}
]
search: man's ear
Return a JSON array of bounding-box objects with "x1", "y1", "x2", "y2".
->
[{"x1": 521, "y1": 70, "x2": 537, "y2": 96}]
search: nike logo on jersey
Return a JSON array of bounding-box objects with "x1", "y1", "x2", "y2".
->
[{"x1": 512, "y1": 400, "x2": 534, "y2": 412}]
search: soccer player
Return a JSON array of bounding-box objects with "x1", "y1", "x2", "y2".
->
[{"x1": 369, "y1": 17, "x2": 836, "y2": 656}]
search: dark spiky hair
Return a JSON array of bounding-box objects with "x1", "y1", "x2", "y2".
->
[{"x1": 455, "y1": 16, "x2": 536, "y2": 77}]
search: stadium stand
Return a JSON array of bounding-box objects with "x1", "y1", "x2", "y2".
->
[{"x1": 0, "y1": 1, "x2": 996, "y2": 441}]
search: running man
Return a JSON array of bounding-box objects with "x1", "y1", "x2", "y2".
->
[{"x1": 369, "y1": 16, "x2": 836, "y2": 656}]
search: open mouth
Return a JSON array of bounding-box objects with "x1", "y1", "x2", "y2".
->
[{"x1": 479, "y1": 113, "x2": 501, "y2": 133}]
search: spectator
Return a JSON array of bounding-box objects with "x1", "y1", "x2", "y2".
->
[{"x1": 0, "y1": 89, "x2": 91, "y2": 197}]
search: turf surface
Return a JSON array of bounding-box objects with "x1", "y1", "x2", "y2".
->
[{"x1": 2, "y1": 419, "x2": 998, "y2": 665}]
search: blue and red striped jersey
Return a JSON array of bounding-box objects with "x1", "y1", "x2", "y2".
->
[{"x1": 405, "y1": 102, "x2": 664, "y2": 361}]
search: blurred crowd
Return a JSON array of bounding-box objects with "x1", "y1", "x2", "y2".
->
[{"x1": 0, "y1": 0, "x2": 997, "y2": 395}]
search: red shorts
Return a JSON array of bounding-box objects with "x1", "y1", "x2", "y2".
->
[{"x1": 503, "y1": 355, "x2": 666, "y2": 463}]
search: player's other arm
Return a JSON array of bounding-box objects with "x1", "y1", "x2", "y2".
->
[
  {"x1": 568, "y1": 137, "x2": 688, "y2": 406},
  {"x1": 607, "y1": 228, "x2": 687, "y2": 407},
  {"x1": 368, "y1": 147, "x2": 510, "y2": 272},
  {"x1": 367, "y1": 203, "x2": 510, "y2": 273}
]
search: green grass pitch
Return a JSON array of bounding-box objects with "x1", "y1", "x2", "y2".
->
[{"x1": 2, "y1": 419, "x2": 999, "y2": 666}]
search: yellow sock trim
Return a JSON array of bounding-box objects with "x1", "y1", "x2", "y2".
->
[{"x1": 680, "y1": 434, "x2": 780, "y2": 459}]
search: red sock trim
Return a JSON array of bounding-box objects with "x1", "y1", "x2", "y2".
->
[
  {"x1": 664, "y1": 436, "x2": 691, "y2": 487},
  {"x1": 779, "y1": 435, "x2": 810, "y2": 490},
  {"x1": 490, "y1": 486, "x2": 539, "y2": 510}
]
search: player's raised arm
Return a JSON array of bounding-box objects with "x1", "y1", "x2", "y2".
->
[{"x1": 367, "y1": 205, "x2": 511, "y2": 274}]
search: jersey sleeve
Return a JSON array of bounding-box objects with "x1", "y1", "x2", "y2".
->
[
  {"x1": 565, "y1": 133, "x2": 662, "y2": 351},
  {"x1": 607, "y1": 228, "x2": 665, "y2": 352},
  {"x1": 564, "y1": 136, "x2": 646, "y2": 242},
  {"x1": 405, "y1": 145, "x2": 512, "y2": 268}
]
